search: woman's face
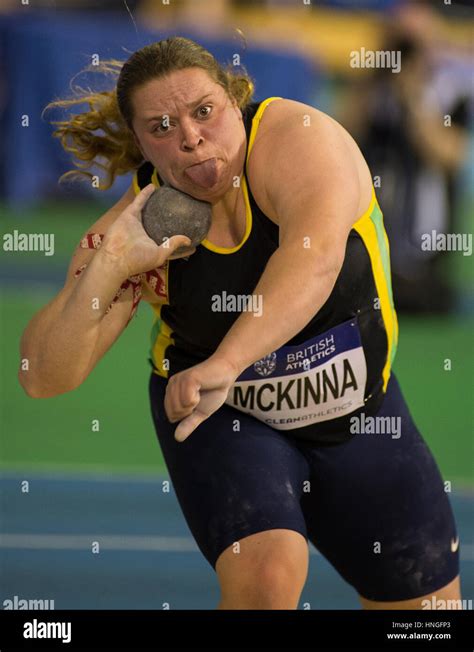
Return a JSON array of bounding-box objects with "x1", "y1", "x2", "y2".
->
[{"x1": 131, "y1": 67, "x2": 247, "y2": 202}]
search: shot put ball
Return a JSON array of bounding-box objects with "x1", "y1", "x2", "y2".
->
[{"x1": 142, "y1": 186, "x2": 212, "y2": 255}]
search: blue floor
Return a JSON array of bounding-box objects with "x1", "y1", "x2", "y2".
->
[{"x1": 1, "y1": 471, "x2": 473, "y2": 610}]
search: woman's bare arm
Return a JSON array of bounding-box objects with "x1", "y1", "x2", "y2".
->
[
  {"x1": 18, "y1": 184, "x2": 190, "y2": 398},
  {"x1": 213, "y1": 102, "x2": 365, "y2": 374}
]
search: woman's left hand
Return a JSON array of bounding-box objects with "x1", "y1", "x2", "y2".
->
[{"x1": 164, "y1": 356, "x2": 240, "y2": 442}]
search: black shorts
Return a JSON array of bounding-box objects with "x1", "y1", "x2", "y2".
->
[{"x1": 148, "y1": 372, "x2": 459, "y2": 601}]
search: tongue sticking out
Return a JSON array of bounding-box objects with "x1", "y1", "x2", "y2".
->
[{"x1": 185, "y1": 158, "x2": 218, "y2": 189}]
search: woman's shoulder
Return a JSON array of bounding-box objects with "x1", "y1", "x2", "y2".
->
[
  {"x1": 247, "y1": 98, "x2": 373, "y2": 219},
  {"x1": 245, "y1": 99, "x2": 341, "y2": 220},
  {"x1": 252, "y1": 98, "x2": 330, "y2": 137}
]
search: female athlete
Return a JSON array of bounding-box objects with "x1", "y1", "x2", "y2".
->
[{"x1": 19, "y1": 37, "x2": 461, "y2": 610}]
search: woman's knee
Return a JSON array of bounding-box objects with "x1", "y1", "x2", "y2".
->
[{"x1": 216, "y1": 529, "x2": 309, "y2": 609}]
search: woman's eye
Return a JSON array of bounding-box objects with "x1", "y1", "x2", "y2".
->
[
  {"x1": 152, "y1": 119, "x2": 171, "y2": 134},
  {"x1": 198, "y1": 105, "x2": 212, "y2": 118}
]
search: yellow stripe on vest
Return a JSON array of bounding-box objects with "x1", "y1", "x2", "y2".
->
[
  {"x1": 353, "y1": 189, "x2": 398, "y2": 391},
  {"x1": 246, "y1": 96, "x2": 282, "y2": 166},
  {"x1": 132, "y1": 170, "x2": 141, "y2": 196}
]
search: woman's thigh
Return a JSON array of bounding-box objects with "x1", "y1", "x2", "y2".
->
[
  {"x1": 148, "y1": 372, "x2": 311, "y2": 569},
  {"x1": 296, "y1": 373, "x2": 460, "y2": 602}
]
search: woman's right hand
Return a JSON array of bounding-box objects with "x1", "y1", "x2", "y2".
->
[{"x1": 100, "y1": 184, "x2": 196, "y2": 278}]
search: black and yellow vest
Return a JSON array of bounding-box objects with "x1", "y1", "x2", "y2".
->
[{"x1": 134, "y1": 97, "x2": 399, "y2": 444}]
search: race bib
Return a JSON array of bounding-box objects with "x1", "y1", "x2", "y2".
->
[{"x1": 226, "y1": 318, "x2": 367, "y2": 430}]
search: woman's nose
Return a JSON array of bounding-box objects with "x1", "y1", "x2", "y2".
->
[{"x1": 181, "y1": 120, "x2": 203, "y2": 151}]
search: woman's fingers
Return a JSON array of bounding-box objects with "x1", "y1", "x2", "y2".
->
[
  {"x1": 174, "y1": 411, "x2": 207, "y2": 442},
  {"x1": 155, "y1": 235, "x2": 193, "y2": 265},
  {"x1": 164, "y1": 374, "x2": 200, "y2": 422},
  {"x1": 129, "y1": 184, "x2": 156, "y2": 220}
]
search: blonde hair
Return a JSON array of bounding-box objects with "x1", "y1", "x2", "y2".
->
[{"x1": 46, "y1": 37, "x2": 255, "y2": 190}]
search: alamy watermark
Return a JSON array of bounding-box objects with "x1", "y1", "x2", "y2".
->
[
  {"x1": 422, "y1": 596, "x2": 472, "y2": 610},
  {"x1": 3, "y1": 230, "x2": 55, "y2": 256},
  {"x1": 421, "y1": 231, "x2": 472, "y2": 256},
  {"x1": 350, "y1": 413, "x2": 401, "y2": 439},
  {"x1": 3, "y1": 595, "x2": 55, "y2": 609},
  {"x1": 211, "y1": 291, "x2": 263, "y2": 317},
  {"x1": 350, "y1": 48, "x2": 401, "y2": 73},
  {"x1": 23, "y1": 618, "x2": 71, "y2": 644}
]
